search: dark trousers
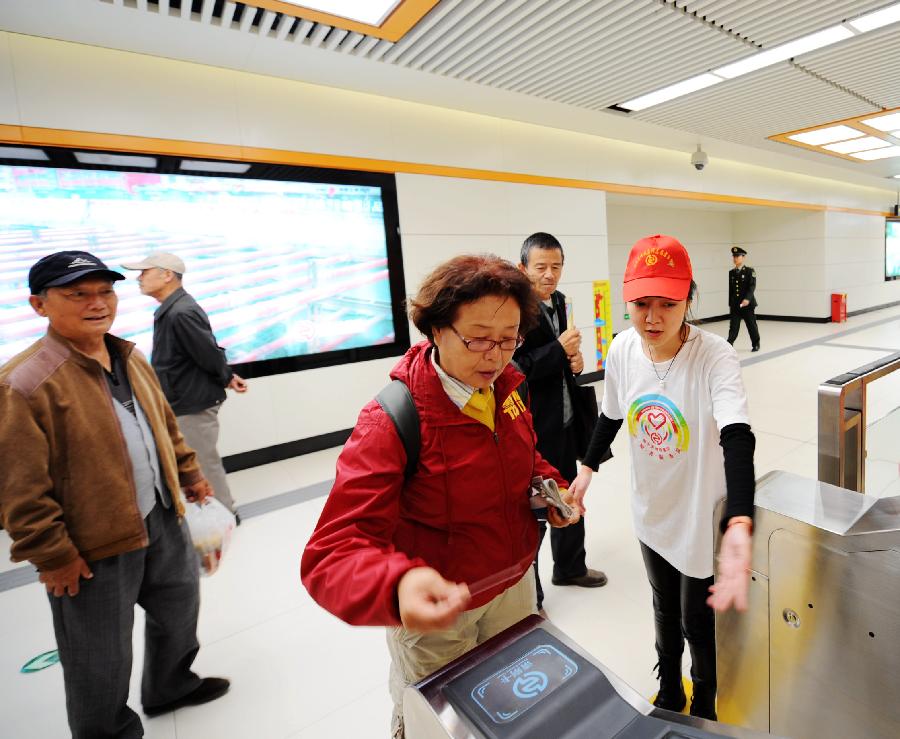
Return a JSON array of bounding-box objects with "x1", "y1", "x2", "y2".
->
[
  {"x1": 639, "y1": 542, "x2": 716, "y2": 693},
  {"x1": 533, "y1": 422, "x2": 587, "y2": 607},
  {"x1": 48, "y1": 503, "x2": 202, "y2": 739},
  {"x1": 727, "y1": 306, "x2": 760, "y2": 348}
]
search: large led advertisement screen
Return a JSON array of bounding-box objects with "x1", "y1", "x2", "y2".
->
[
  {"x1": 0, "y1": 149, "x2": 408, "y2": 376},
  {"x1": 887, "y1": 218, "x2": 900, "y2": 282}
]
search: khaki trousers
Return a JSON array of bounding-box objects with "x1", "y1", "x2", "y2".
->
[
  {"x1": 176, "y1": 404, "x2": 235, "y2": 511},
  {"x1": 386, "y1": 568, "x2": 537, "y2": 738}
]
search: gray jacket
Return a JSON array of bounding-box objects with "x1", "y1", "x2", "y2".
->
[{"x1": 151, "y1": 288, "x2": 232, "y2": 415}]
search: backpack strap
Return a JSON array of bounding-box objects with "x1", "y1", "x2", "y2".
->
[{"x1": 375, "y1": 380, "x2": 420, "y2": 480}]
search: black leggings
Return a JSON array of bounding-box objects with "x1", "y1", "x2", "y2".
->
[{"x1": 639, "y1": 542, "x2": 716, "y2": 682}]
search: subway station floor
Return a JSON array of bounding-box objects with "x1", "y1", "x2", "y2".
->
[{"x1": 2, "y1": 306, "x2": 898, "y2": 739}]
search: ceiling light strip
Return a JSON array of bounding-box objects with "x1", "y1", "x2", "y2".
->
[
  {"x1": 788, "y1": 125, "x2": 866, "y2": 146},
  {"x1": 239, "y1": 0, "x2": 439, "y2": 42},
  {"x1": 617, "y1": 3, "x2": 900, "y2": 111},
  {"x1": 848, "y1": 2, "x2": 900, "y2": 33}
]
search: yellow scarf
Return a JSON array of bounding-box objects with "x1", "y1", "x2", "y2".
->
[{"x1": 460, "y1": 387, "x2": 495, "y2": 431}]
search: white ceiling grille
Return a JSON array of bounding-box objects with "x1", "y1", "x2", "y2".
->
[
  {"x1": 116, "y1": 1, "x2": 899, "y2": 111},
  {"x1": 25, "y1": 0, "x2": 899, "y2": 175}
]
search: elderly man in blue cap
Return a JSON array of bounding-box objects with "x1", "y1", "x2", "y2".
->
[{"x1": 0, "y1": 250, "x2": 229, "y2": 739}]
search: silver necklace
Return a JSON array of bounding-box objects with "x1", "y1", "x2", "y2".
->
[{"x1": 647, "y1": 338, "x2": 685, "y2": 388}]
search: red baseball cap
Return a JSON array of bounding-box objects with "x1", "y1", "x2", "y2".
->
[{"x1": 623, "y1": 234, "x2": 693, "y2": 302}]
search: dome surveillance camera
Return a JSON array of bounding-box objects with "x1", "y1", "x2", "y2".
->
[{"x1": 691, "y1": 145, "x2": 708, "y2": 171}]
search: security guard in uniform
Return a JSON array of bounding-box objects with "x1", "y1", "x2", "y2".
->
[{"x1": 727, "y1": 246, "x2": 760, "y2": 352}]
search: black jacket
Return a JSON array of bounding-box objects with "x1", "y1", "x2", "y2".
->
[
  {"x1": 729, "y1": 266, "x2": 757, "y2": 310},
  {"x1": 151, "y1": 288, "x2": 233, "y2": 415},
  {"x1": 512, "y1": 290, "x2": 581, "y2": 478}
]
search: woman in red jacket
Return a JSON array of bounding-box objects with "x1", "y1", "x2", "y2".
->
[{"x1": 302, "y1": 254, "x2": 576, "y2": 739}]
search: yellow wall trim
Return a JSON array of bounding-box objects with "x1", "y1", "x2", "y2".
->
[{"x1": 0, "y1": 124, "x2": 889, "y2": 218}]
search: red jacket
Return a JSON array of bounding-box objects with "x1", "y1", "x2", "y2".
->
[{"x1": 301, "y1": 341, "x2": 566, "y2": 626}]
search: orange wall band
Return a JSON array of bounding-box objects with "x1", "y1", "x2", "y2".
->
[
  {"x1": 240, "y1": 0, "x2": 440, "y2": 42},
  {"x1": 0, "y1": 124, "x2": 889, "y2": 218}
]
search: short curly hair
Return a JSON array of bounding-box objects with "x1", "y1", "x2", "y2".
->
[{"x1": 409, "y1": 254, "x2": 539, "y2": 341}]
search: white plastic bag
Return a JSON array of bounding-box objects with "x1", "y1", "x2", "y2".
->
[{"x1": 183, "y1": 497, "x2": 236, "y2": 576}]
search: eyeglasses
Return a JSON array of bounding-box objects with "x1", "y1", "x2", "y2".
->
[{"x1": 449, "y1": 324, "x2": 523, "y2": 353}]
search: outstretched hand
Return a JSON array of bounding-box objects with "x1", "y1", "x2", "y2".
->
[
  {"x1": 567, "y1": 467, "x2": 593, "y2": 515},
  {"x1": 397, "y1": 567, "x2": 470, "y2": 632},
  {"x1": 707, "y1": 522, "x2": 752, "y2": 612}
]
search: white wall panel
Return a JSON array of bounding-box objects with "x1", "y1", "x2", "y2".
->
[
  {"x1": 234, "y1": 74, "x2": 396, "y2": 161},
  {"x1": 9, "y1": 35, "x2": 242, "y2": 143},
  {"x1": 733, "y1": 209, "x2": 825, "y2": 243},
  {"x1": 0, "y1": 34, "x2": 19, "y2": 124},
  {"x1": 823, "y1": 211, "x2": 899, "y2": 311}
]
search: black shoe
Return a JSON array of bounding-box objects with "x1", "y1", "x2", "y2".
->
[
  {"x1": 143, "y1": 677, "x2": 230, "y2": 717},
  {"x1": 690, "y1": 687, "x2": 717, "y2": 721},
  {"x1": 234, "y1": 511, "x2": 242, "y2": 526},
  {"x1": 751, "y1": 345, "x2": 760, "y2": 352},
  {"x1": 552, "y1": 568, "x2": 608, "y2": 588},
  {"x1": 652, "y1": 660, "x2": 686, "y2": 712}
]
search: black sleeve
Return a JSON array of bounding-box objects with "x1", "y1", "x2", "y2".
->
[
  {"x1": 581, "y1": 413, "x2": 623, "y2": 471},
  {"x1": 513, "y1": 336, "x2": 567, "y2": 382},
  {"x1": 172, "y1": 311, "x2": 233, "y2": 387},
  {"x1": 745, "y1": 270, "x2": 756, "y2": 304},
  {"x1": 719, "y1": 422, "x2": 756, "y2": 531}
]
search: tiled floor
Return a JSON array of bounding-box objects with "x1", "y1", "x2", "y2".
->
[{"x1": 1, "y1": 307, "x2": 898, "y2": 738}]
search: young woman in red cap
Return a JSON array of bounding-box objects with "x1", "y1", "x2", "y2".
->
[{"x1": 569, "y1": 235, "x2": 755, "y2": 721}]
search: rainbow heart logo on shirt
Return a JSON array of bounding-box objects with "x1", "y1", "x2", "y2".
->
[{"x1": 628, "y1": 394, "x2": 690, "y2": 460}]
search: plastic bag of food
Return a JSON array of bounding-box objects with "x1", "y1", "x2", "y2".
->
[{"x1": 183, "y1": 497, "x2": 236, "y2": 576}]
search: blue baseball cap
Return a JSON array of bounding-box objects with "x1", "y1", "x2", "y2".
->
[{"x1": 29, "y1": 251, "x2": 125, "y2": 295}]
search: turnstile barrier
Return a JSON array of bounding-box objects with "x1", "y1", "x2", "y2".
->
[
  {"x1": 717, "y1": 470, "x2": 900, "y2": 739},
  {"x1": 406, "y1": 615, "x2": 774, "y2": 739}
]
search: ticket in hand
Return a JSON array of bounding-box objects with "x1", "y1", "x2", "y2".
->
[{"x1": 529, "y1": 476, "x2": 574, "y2": 520}]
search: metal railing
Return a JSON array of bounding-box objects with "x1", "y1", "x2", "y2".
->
[{"x1": 818, "y1": 351, "x2": 900, "y2": 492}]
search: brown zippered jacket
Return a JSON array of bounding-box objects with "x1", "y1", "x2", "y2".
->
[{"x1": 0, "y1": 329, "x2": 202, "y2": 571}]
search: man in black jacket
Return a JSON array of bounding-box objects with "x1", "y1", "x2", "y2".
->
[
  {"x1": 515, "y1": 233, "x2": 607, "y2": 611},
  {"x1": 727, "y1": 246, "x2": 760, "y2": 352},
  {"x1": 123, "y1": 252, "x2": 247, "y2": 515}
]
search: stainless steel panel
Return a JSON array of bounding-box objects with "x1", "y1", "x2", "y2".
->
[
  {"x1": 769, "y1": 530, "x2": 900, "y2": 739},
  {"x1": 754, "y1": 471, "x2": 877, "y2": 537},
  {"x1": 716, "y1": 571, "x2": 769, "y2": 733}
]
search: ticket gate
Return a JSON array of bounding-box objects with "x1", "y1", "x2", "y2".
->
[
  {"x1": 404, "y1": 615, "x2": 773, "y2": 739},
  {"x1": 716, "y1": 470, "x2": 900, "y2": 739}
]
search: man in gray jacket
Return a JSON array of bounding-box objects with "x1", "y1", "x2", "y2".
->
[{"x1": 123, "y1": 252, "x2": 247, "y2": 516}]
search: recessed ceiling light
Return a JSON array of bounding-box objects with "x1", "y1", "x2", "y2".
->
[
  {"x1": 823, "y1": 136, "x2": 891, "y2": 154},
  {"x1": 272, "y1": 1, "x2": 401, "y2": 26},
  {"x1": 850, "y1": 146, "x2": 900, "y2": 160},
  {"x1": 861, "y1": 111, "x2": 900, "y2": 131},
  {"x1": 788, "y1": 125, "x2": 865, "y2": 146},
  {"x1": 180, "y1": 160, "x2": 251, "y2": 174},
  {"x1": 74, "y1": 152, "x2": 157, "y2": 168},
  {"x1": 619, "y1": 73, "x2": 723, "y2": 112},
  {"x1": 848, "y1": 2, "x2": 900, "y2": 33},
  {"x1": 0, "y1": 146, "x2": 49, "y2": 160},
  {"x1": 713, "y1": 25, "x2": 853, "y2": 79}
]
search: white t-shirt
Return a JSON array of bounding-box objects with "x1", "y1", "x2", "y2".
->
[{"x1": 601, "y1": 325, "x2": 750, "y2": 578}]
